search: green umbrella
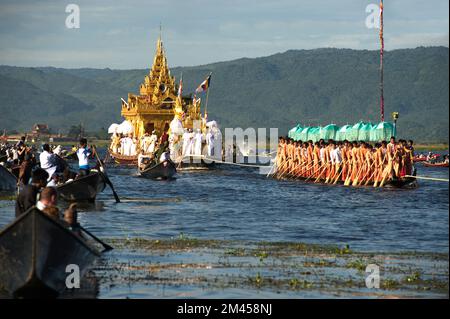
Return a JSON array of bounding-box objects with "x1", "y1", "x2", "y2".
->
[
  {"x1": 348, "y1": 122, "x2": 365, "y2": 142},
  {"x1": 337, "y1": 125, "x2": 352, "y2": 141},
  {"x1": 320, "y1": 124, "x2": 339, "y2": 140},
  {"x1": 372, "y1": 122, "x2": 394, "y2": 142}
]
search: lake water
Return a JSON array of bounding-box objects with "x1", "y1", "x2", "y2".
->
[{"x1": 0, "y1": 155, "x2": 448, "y2": 298}]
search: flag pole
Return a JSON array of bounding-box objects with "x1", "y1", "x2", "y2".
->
[
  {"x1": 204, "y1": 86, "x2": 210, "y2": 119},
  {"x1": 379, "y1": 0, "x2": 385, "y2": 122}
]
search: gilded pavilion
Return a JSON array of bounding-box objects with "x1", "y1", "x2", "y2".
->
[{"x1": 120, "y1": 36, "x2": 202, "y2": 138}]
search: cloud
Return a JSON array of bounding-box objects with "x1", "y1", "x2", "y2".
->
[{"x1": 0, "y1": 0, "x2": 448, "y2": 68}]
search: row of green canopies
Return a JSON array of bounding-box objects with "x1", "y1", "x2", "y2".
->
[{"x1": 287, "y1": 121, "x2": 396, "y2": 143}]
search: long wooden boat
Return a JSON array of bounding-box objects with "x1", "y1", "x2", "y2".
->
[
  {"x1": 273, "y1": 173, "x2": 417, "y2": 189},
  {"x1": 57, "y1": 171, "x2": 106, "y2": 202},
  {"x1": 108, "y1": 150, "x2": 138, "y2": 166},
  {"x1": 422, "y1": 161, "x2": 449, "y2": 168},
  {"x1": 139, "y1": 160, "x2": 176, "y2": 179},
  {"x1": 413, "y1": 155, "x2": 440, "y2": 163},
  {"x1": 175, "y1": 156, "x2": 216, "y2": 171},
  {"x1": 0, "y1": 207, "x2": 101, "y2": 298},
  {"x1": 0, "y1": 164, "x2": 17, "y2": 191}
]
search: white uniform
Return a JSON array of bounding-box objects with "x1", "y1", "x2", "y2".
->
[
  {"x1": 148, "y1": 134, "x2": 158, "y2": 153},
  {"x1": 206, "y1": 131, "x2": 214, "y2": 156},
  {"x1": 194, "y1": 131, "x2": 203, "y2": 156},
  {"x1": 130, "y1": 139, "x2": 137, "y2": 156},
  {"x1": 39, "y1": 150, "x2": 57, "y2": 179}
]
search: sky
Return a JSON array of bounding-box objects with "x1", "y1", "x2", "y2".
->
[{"x1": 0, "y1": 0, "x2": 448, "y2": 69}]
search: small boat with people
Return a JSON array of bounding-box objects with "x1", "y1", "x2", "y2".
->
[
  {"x1": 56, "y1": 171, "x2": 107, "y2": 202},
  {"x1": 139, "y1": 160, "x2": 177, "y2": 179},
  {"x1": 0, "y1": 207, "x2": 106, "y2": 298},
  {"x1": 422, "y1": 161, "x2": 449, "y2": 168},
  {"x1": 0, "y1": 164, "x2": 17, "y2": 191}
]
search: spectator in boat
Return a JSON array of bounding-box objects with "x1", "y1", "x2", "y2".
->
[
  {"x1": 40, "y1": 144, "x2": 58, "y2": 180},
  {"x1": 17, "y1": 137, "x2": 27, "y2": 164},
  {"x1": 15, "y1": 168, "x2": 48, "y2": 218},
  {"x1": 18, "y1": 153, "x2": 33, "y2": 186},
  {"x1": 63, "y1": 204, "x2": 84, "y2": 237},
  {"x1": 37, "y1": 186, "x2": 60, "y2": 219},
  {"x1": 444, "y1": 155, "x2": 449, "y2": 164},
  {"x1": 138, "y1": 149, "x2": 154, "y2": 170},
  {"x1": 159, "y1": 150, "x2": 170, "y2": 167},
  {"x1": 77, "y1": 138, "x2": 94, "y2": 177}
]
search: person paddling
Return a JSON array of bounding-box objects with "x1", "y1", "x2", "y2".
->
[
  {"x1": 15, "y1": 168, "x2": 48, "y2": 218},
  {"x1": 76, "y1": 138, "x2": 95, "y2": 177}
]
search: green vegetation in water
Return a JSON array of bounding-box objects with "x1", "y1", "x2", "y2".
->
[
  {"x1": 97, "y1": 235, "x2": 449, "y2": 298},
  {"x1": 0, "y1": 195, "x2": 16, "y2": 201}
]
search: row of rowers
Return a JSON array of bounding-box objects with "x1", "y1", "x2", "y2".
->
[{"x1": 275, "y1": 136, "x2": 415, "y2": 186}]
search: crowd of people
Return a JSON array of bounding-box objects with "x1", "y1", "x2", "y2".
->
[
  {"x1": 0, "y1": 137, "x2": 100, "y2": 236},
  {"x1": 110, "y1": 125, "x2": 222, "y2": 170},
  {"x1": 2, "y1": 137, "x2": 98, "y2": 184},
  {"x1": 275, "y1": 136, "x2": 416, "y2": 186}
]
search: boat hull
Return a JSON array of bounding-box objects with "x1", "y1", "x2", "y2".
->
[
  {"x1": 422, "y1": 162, "x2": 449, "y2": 167},
  {"x1": 0, "y1": 165, "x2": 17, "y2": 191},
  {"x1": 0, "y1": 208, "x2": 100, "y2": 298},
  {"x1": 139, "y1": 161, "x2": 176, "y2": 179},
  {"x1": 108, "y1": 151, "x2": 138, "y2": 166},
  {"x1": 175, "y1": 157, "x2": 216, "y2": 171},
  {"x1": 273, "y1": 175, "x2": 417, "y2": 188},
  {"x1": 57, "y1": 172, "x2": 106, "y2": 202}
]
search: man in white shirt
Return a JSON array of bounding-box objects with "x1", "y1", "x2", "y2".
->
[
  {"x1": 77, "y1": 138, "x2": 93, "y2": 176},
  {"x1": 39, "y1": 144, "x2": 57, "y2": 181}
]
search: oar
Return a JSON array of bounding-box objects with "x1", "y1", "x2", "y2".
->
[
  {"x1": 78, "y1": 224, "x2": 113, "y2": 252},
  {"x1": 93, "y1": 146, "x2": 120, "y2": 203},
  {"x1": 305, "y1": 162, "x2": 324, "y2": 182},
  {"x1": 357, "y1": 160, "x2": 376, "y2": 186},
  {"x1": 314, "y1": 163, "x2": 329, "y2": 183},
  {"x1": 275, "y1": 158, "x2": 289, "y2": 178}
]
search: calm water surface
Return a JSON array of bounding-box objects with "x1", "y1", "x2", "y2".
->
[{"x1": 1, "y1": 159, "x2": 448, "y2": 253}]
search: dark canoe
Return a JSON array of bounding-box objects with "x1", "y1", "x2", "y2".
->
[
  {"x1": 139, "y1": 160, "x2": 176, "y2": 179},
  {"x1": 108, "y1": 150, "x2": 138, "y2": 166},
  {"x1": 0, "y1": 165, "x2": 17, "y2": 191},
  {"x1": 422, "y1": 161, "x2": 449, "y2": 168},
  {"x1": 0, "y1": 207, "x2": 100, "y2": 298},
  {"x1": 176, "y1": 156, "x2": 216, "y2": 171},
  {"x1": 57, "y1": 172, "x2": 106, "y2": 202}
]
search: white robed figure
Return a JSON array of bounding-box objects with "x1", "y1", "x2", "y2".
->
[
  {"x1": 147, "y1": 131, "x2": 158, "y2": 154},
  {"x1": 193, "y1": 129, "x2": 203, "y2": 156},
  {"x1": 121, "y1": 135, "x2": 133, "y2": 156},
  {"x1": 206, "y1": 129, "x2": 214, "y2": 157},
  {"x1": 181, "y1": 129, "x2": 190, "y2": 158},
  {"x1": 130, "y1": 136, "x2": 138, "y2": 156}
]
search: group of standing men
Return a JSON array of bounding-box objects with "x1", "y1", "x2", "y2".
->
[{"x1": 275, "y1": 136, "x2": 415, "y2": 187}]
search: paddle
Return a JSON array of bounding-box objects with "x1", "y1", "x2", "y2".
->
[
  {"x1": 93, "y1": 146, "x2": 120, "y2": 203},
  {"x1": 78, "y1": 224, "x2": 113, "y2": 252}
]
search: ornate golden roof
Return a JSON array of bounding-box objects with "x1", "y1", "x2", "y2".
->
[{"x1": 120, "y1": 34, "x2": 202, "y2": 138}]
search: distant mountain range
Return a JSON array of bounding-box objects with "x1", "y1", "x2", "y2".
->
[{"x1": 0, "y1": 46, "x2": 448, "y2": 143}]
